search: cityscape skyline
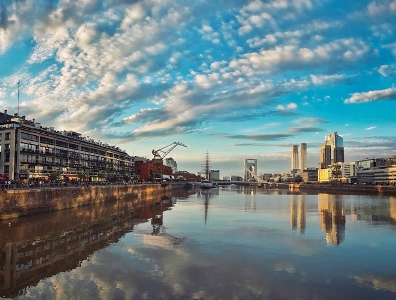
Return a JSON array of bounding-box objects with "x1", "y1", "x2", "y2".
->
[{"x1": 1, "y1": 1, "x2": 396, "y2": 176}]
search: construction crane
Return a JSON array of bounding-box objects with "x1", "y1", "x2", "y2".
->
[{"x1": 151, "y1": 142, "x2": 187, "y2": 182}]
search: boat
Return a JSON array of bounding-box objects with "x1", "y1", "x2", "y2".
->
[{"x1": 201, "y1": 179, "x2": 214, "y2": 189}]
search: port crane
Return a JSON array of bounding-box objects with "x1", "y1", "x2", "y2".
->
[{"x1": 151, "y1": 142, "x2": 187, "y2": 182}]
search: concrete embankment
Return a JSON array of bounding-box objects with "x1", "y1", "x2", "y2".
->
[
  {"x1": 296, "y1": 184, "x2": 396, "y2": 196},
  {"x1": 0, "y1": 183, "x2": 189, "y2": 219}
]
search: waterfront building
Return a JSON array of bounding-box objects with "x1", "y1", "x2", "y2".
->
[
  {"x1": 302, "y1": 168, "x2": 318, "y2": 182},
  {"x1": 319, "y1": 132, "x2": 344, "y2": 169},
  {"x1": 244, "y1": 159, "x2": 257, "y2": 181},
  {"x1": 165, "y1": 157, "x2": 178, "y2": 173},
  {"x1": 231, "y1": 175, "x2": 243, "y2": 181},
  {"x1": 300, "y1": 143, "x2": 307, "y2": 170},
  {"x1": 320, "y1": 145, "x2": 332, "y2": 169},
  {"x1": 210, "y1": 170, "x2": 220, "y2": 180},
  {"x1": 291, "y1": 145, "x2": 299, "y2": 170},
  {"x1": 0, "y1": 112, "x2": 133, "y2": 182},
  {"x1": 356, "y1": 158, "x2": 396, "y2": 185},
  {"x1": 325, "y1": 132, "x2": 344, "y2": 164}
]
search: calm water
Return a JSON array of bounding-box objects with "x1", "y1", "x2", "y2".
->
[{"x1": 1, "y1": 185, "x2": 396, "y2": 299}]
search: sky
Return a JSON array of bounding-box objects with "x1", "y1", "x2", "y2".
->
[{"x1": 0, "y1": 0, "x2": 396, "y2": 177}]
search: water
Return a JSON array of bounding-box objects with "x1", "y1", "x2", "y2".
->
[{"x1": 1, "y1": 185, "x2": 396, "y2": 299}]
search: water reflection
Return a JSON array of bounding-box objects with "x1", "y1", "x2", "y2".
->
[
  {"x1": 0, "y1": 191, "x2": 185, "y2": 299},
  {"x1": 3, "y1": 188, "x2": 396, "y2": 299},
  {"x1": 290, "y1": 195, "x2": 306, "y2": 235},
  {"x1": 197, "y1": 188, "x2": 217, "y2": 225}
]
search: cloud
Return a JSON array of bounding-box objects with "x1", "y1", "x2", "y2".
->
[
  {"x1": 293, "y1": 117, "x2": 328, "y2": 125},
  {"x1": 345, "y1": 88, "x2": 396, "y2": 103},
  {"x1": 364, "y1": 126, "x2": 377, "y2": 131},
  {"x1": 289, "y1": 127, "x2": 325, "y2": 133},
  {"x1": 276, "y1": 102, "x2": 297, "y2": 111},
  {"x1": 225, "y1": 133, "x2": 292, "y2": 141},
  {"x1": 378, "y1": 65, "x2": 396, "y2": 77}
]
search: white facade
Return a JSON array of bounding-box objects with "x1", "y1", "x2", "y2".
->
[
  {"x1": 165, "y1": 157, "x2": 178, "y2": 173},
  {"x1": 291, "y1": 145, "x2": 299, "y2": 170}
]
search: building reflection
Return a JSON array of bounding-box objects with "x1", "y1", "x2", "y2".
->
[
  {"x1": 318, "y1": 194, "x2": 346, "y2": 246},
  {"x1": 290, "y1": 195, "x2": 306, "y2": 234},
  {"x1": 354, "y1": 196, "x2": 396, "y2": 224},
  {"x1": 0, "y1": 192, "x2": 180, "y2": 298}
]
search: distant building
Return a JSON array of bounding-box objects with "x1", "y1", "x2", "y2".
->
[
  {"x1": 231, "y1": 175, "x2": 243, "y2": 181},
  {"x1": 320, "y1": 145, "x2": 332, "y2": 169},
  {"x1": 300, "y1": 143, "x2": 307, "y2": 170},
  {"x1": 302, "y1": 168, "x2": 318, "y2": 182},
  {"x1": 244, "y1": 159, "x2": 257, "y2": 181},
  {"x1": 356, "y1": 157, "x2": 396, "y2": 185},
  {"x1": 165, "y1": 157, "x2": 178, "y2": 173},
  {"x1": 325, "y1": 132, "x2": 344, "y2": 166},
  {"x1": 210, "y1": 170, "x2": 220, "y2": 180},
  {"x1": 291, "y1": 145, "x2": 299, "y2": 170}
]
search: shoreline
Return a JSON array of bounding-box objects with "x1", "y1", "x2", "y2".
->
[{"x1": 295, "y1": 183, "x2": 396, "y2": 196}]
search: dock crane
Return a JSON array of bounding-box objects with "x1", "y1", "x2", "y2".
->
[{"x1": 151, "y1": 142, "x2": 187, "y2": 182}]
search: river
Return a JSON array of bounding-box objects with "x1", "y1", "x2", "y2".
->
[{"x1": 1, "y1": 185, "x2": 396, "y2": 299}]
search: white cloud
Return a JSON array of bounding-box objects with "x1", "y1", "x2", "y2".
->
[
  {"x1": 345, "y1": 88, "x2": 396, "y2": 103},
  {"x1": 378, "y1": 64, "x2": 396, "y2": 77},
  {"x1": 365, "y1": 126, "x2": 377, "y2": 130},
  {"x1": 276, "y1": 102, "x2": 297, "y2": 111}
]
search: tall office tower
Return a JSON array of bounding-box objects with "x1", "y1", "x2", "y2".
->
[
  {"x1": 244, "y1": 159, "x2": 257, "y2": 181},
  {"x1": 300, "y1": 143, "x2": 307, "y2": 170},
  {"x1": 320, "y1": 145, "x2": 332, "y2": 168},
  {"x1": 320, "y1": 132, "x2": 344, "y2": 168},
  {"x1": 291, "y1": 145, "x2": 299, "y2": 170}
]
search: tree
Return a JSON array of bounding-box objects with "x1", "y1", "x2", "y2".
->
[
  {"x1": 49, "y1": 171, "x2": 60, "y2": 182},
  {"x1": 330, "y1": 163, "x2": 342, "y2": 185}
]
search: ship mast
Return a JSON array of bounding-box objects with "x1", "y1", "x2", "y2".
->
[{"x1": 202, "y1": 151, "x2": 211, "y2": 180}]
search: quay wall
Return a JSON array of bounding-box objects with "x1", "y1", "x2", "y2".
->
[
  {"x1": 296, "y1": 184, "x2": 396, "y2": 196},
  {"x1": 0, "y1": 184, "x2": 187, "y2": 219}
]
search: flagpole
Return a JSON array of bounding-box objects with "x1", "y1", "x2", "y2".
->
[{"x1": 17, "y1": 80, "x2": 20, "y2": 115}]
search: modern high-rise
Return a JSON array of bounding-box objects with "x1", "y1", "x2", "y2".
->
[
  {"x1": 320, "y1": 132, "x2": 344, "y2": 168},
  {"x1": 300, "y1": 143, "x2": 307, "y2": 170},
  {"x1": 291, "y1": 145, "x2": 299, "y2": 170}
]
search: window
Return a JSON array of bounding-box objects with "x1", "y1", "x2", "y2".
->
[{"x1": 5, "y1": 133, "x2": 10, "y2": 140}]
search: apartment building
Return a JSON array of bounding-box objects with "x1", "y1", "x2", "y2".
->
[{"x1": 0, "y1": 112, "x2": 133, "y2": 182}]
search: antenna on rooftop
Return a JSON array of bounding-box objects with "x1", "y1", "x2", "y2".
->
[{"x1": 17, "y1": 80, "x2": 20, "y2": 116}]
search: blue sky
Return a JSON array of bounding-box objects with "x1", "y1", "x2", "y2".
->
[{"x1": 1, "y1": 0, "x2": 396, "y2": 177}]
